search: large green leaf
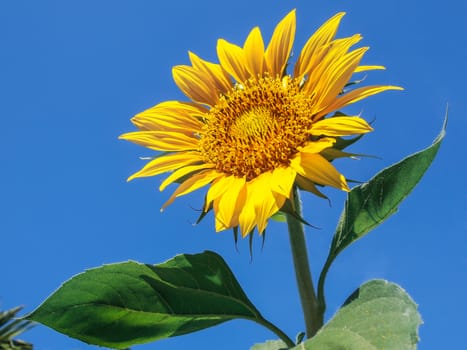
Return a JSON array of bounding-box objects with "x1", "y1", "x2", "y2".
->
[
  {"x1": 329, "y1": 118, "x2": 445, "y2": 260},
  {"x1": 27, "y1": 251, "x2": 263, "y2": 348},
  {"x1": 296, "y1": 280, "x2": 422, "y2": 350}
]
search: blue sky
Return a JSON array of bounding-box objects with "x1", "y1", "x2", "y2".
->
[{"x1": 1, "y1": 1, "x2": 465, "y2": 349}]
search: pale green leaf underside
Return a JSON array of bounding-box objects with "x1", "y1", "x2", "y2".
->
[
  {"x1": 296, "y1": 280, "x2": 422, "y2": 350},
  {"x1": 251, "y1": 339, "x2": 288, "y2": 350}
]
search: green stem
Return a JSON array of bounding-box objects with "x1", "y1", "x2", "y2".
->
[
  {"x1": 286, "y1": 186, "x2": 323, "y2": 338},
  {"x1": 255, "y1": 318, "x2": 295, "y2": 348}
]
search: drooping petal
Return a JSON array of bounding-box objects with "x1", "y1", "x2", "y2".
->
[
  {"x1": 310, "y1": 116, "x2": 373, "y2": 136},
  {"x1": 294, "y1": 12, "x2": 345, "y2": 78},
  {"x1": 205, "y1": 175, "x2": 238, "y2": 211},
  {"x1": 127, "y1": 151, "x2": 203, "y2": 181},
  {"x1": 213, "y1": 176, "x2": 246, "y2": 230},
  {"x1": 243, "y1": 27, "x2": 266, "y2": 77},
  {"x1": 188, "y1": 51, "x2": 233, "y2": 94},
  {"x1": 119, "y1": 131, "x2": 198, "y2": 152},
  {"x1": 269, "y1": 166, "x2": 296, "y2": 198},
  {"x1": 217, "y1": 39, "x2": 250, "y2": 83},
  {"x1": 161, "y1": 169, "x2": 222, "y2": 210},
  {"x1": 172, "y1": 65, "x2": 219, "y2": 106},
  {"x1": 159, "y1": 163, "x2": 216, "y2": 191},
  {"x1": 265, "y1": 9, "x2": 296, "y2": 77},
  {"x1": 291, "y1": 152, "x2": 349, "y2": 191},
  {"x1": 317, "y1": 85, "x2": 404, "y2": 118},
  {"x1": 238, "y1": 173, "x2": 287, "y2": 236}
]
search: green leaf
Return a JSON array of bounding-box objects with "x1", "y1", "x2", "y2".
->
[
  {"x1": 296, "y1": 280, "x2": 422, "y2": 350},
  {"x1": 250, "y1": 339, "x2": 288, "y2": 350},
  {"x1": 27, "y1": 251, "x2": 263, "y2": 348},
  {"x1": 330, "y1": 117, "x2": 446, "y2": 259}
]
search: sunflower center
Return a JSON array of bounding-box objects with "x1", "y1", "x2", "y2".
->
[
  {"x1": 199, "y1": 76, "x2": 315, "y2": 180},
  {"x1": 230, "y1": 107, "x2": 275, "y2": 139}
]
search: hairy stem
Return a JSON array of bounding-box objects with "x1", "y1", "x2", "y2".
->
[{"x1": 286, "y1": 187, "x2": 323, "y2": 338}]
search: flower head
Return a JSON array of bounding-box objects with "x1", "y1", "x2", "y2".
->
[{"x1": 120, "y1": 10, "x2": 402, "y2": 237}]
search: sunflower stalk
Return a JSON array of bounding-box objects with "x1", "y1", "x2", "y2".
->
[{"x1": 286, "y1": 186, "x2": 323, "y2": 339}]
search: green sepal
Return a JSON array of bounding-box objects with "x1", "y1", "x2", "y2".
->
[
  {"x1": 333, "y1": 134, "x2": 364, "y2": 151},
  {"x1": 0, "y1": 306, "x2": 34, "y2": 350},
  {"x1": 27, "y1": 251, "x2": 267, "y2": 349},
  {"x1": 280, "y1": 199, "x2": 313, "y2": 227},
  {"x1": 270, "y1": 212, "x2": 287, "y2": 223},
  {"x1": 343, "y1": 75, "x2": 367, "y2": 89},
  {"x1": 195, "y1": 196, "x2": 211, "y2": 225},
  {"x1": 232, "y1": 226, "x2": 239, "y2": 247},
  {"x1": 249, "y1": 230, "x2": 254, "y2": 259},
  {"x1": 321, "y1": 148, "x2": 378, "y2": 162}
]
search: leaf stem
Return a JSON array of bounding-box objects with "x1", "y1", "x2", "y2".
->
[
  {"x1": 255, "y1": 318, "x2": 295, "y2": 348},
  {"x1": 316, "y1": 255, "x2": 334, "y2": 317},
  {"x1": 285, "y1": 186, "x2": 323, "y2": 338}
]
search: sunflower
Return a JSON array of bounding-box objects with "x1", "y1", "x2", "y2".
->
[{"x1": 120, "y1": 10, "x2": 402, "y2": 237}]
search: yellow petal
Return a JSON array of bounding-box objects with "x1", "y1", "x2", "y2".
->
[
  {"x1": 254, "y1": 176, "x2": 286, "y2": 234},
  {"x1": 299, "y1": 138, "x2": 336, "y2": 153},
  {"x1": 132, "y1": 101, "x2": 205, "y2": 133},
  {"x1": 354, "y1": 65, "x2": 385, "y2": 73},
  {"x1": 172, "y1": 65, "x2": 219, "y2": 106},
  {"x1": 119, "y1": 131, "x2": 198, "y2": 152},
  {"x1": 151, "y1": 100, "x2": 208, "y2": 116},
  {"x1": 243, "y1": 27, "x2": 266, "y2": 77},
  {"x1": 291, "y1": 153, "x2": 349, "y2": 191},
  {"x1": 316, "y1": 47, "x2": 368, "y2": 111},
  {"x1": 189, "y1": 51, "x2": 233, "y2": 94},
  {"x1": 265, "y1": 9, "x2": 296, "y2": 76},
  {"x1": 317, "y1": 85, "x2": 404, "y2": 118},
  {"x1": 127, "y1": 151, "x2": 203, "y2": 181},
  {"x1": 294, "y1": 12, "x2": 345, "y2": 78},
  {"x1": 270, "y1": 166, "x2": 296, "y2": 198},
  {"x1": 132, "y1": 115, "x2": 200, "y2": 135},
  {"x1": 215, "y1": 215, "x2": 229, "y2": 232},
  {"x1": 310, "y1": 116, "x2": 373, "y2": 136},
  {"x1": 161, "y1": 169, "x2": 222, "y2": 210},
  {"x1": 213, "y1": 176, "x2": 246, "y2": 230},
  {"x1": 217, "y1": 39, "x2": 250, "y2": 83},
  {"x1": 237, "y1": 191, "x2": 257, "y2": 237},
  {"x1": 205, "y1": 175, "x2": 238, "y2": 211},
  {"x1": 159, "y1": 163, "x2": 215, "y2": 191},
  {"x1": 303, "y1": 34, "x2": 362, "y2": 96},
  {"x1": 238, "y1": 173, "x2": 286, "y2": 236}
]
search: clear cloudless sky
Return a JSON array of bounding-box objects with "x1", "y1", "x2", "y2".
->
[{"x1": 1, "y1": 1, "x2": 465, "y2": 349}]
